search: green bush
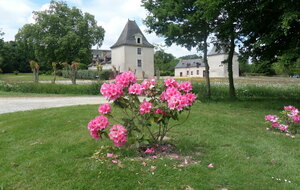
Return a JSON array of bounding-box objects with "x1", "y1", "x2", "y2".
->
[
  {"x1": 56, "y1": 70, "x2": 63, "y2": 76},
  {"x1": 159, "y1": 71, "x2": 174, "y2": 76},
  {"x1": 13, "y1": 70, "x2": 19, "y2": 75},
  {"x1": 99, "y1": 70, "x2": 112, "y2": 80},
  {"x1": 0, "y1": 81, "x2": 103, "y2": 95},
  {"x1": 62, "y1": 69, "x2": 112, "y2": 80}
]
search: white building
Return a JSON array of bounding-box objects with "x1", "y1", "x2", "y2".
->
[
  {"x1": 111, "y1": 20, "x2": 154, "y2": 79},
  {"x1": 175, "y1": 46, "x2": 239, "y2": 78}
]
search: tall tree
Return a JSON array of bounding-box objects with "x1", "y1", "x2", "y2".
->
[
  {"x1": 16, "y1": 0, "x2": 105, "y2": 71},
  {"x1": 154, "y1": 49, "x2": 178, "y2": 75},
  {"x1": 142, "y1": 0, "x2": 212, "y2": 99},
  {"x1": 239, "y1": 0, "x2": 300, "y2": 76}
]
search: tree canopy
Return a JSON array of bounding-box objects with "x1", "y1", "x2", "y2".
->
[
  {"x1": 143, "y1": 0, "x2": 213, "y2": 98},
  {"x1": 15, "y1": 0, "x2": 105, "y2": 70},
  {"x1": 154, "y1": 49, "x2": 178, "y2": 75}
]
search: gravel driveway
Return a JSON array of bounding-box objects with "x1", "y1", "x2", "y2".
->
[{"x1": 0, "y1": 96, "x2": 109, "y2": 114}]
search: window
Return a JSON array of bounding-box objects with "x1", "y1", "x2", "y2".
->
[
  {"x1": 187, "y1": 71, "x2": 189, "y2": 75},
  {"x1": 137, "y1": 37, "x2": 141, "y2": 44},
  {"x1": 197, "y1": 70, "x2": 199, "y2": 75},
  {"x1": 137, "y1": 48, "x2": 141, "y2": 55},
  {"x1": 191, "y1": 71, "x2": 193, "y2": 75},
  {"x1": 137, "y1": 59, "x2": 142, "y2": 67}
]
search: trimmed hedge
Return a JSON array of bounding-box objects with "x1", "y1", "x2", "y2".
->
[{"x1": 62, "y1": 69, "x2": 113, "y2": 80}]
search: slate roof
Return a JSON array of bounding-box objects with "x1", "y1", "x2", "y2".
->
[
  {"x1": 111, "y1": 20, "x2": 154, "y2": 49},
  {"x1": 175, "y1": 59, "x2": 205, "y2": 68}
]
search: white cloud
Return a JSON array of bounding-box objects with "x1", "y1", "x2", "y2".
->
[{"x1": 0, "y1": 0, "x2": 199, "y2": 57}]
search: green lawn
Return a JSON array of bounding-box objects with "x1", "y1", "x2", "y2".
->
[
  {"x1": 1, "y1": 100, "x2": 300, "y2": 189},
  {"x1": 0, "y1": 73, "x2": 69, "y2": 83}
]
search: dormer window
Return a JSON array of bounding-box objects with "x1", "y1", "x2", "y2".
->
[{"x1": 135, "y1": 33, "x2": 143, "y2": 44}]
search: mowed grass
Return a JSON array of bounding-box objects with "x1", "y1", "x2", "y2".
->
[
  {"x1": 0, "y1": 73, "x2": 68, "y2": 83},
  {"x1": 1, "y1": 100, "x2": 300, "y2": 189}
]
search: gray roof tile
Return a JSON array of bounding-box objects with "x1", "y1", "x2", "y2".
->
[
  {"x1": 111, "y1": 20, "x2": 154, "y2": 48},
  {"x1": 175, "y1": 59, "x2": 205, "y2": 68}
]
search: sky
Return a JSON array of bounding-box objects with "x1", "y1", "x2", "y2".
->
[{"x1": 0, "y1": 0, "x2": 199, "y2": 58}]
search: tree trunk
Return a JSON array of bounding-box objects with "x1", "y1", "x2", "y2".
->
[
  {"x1": 156, "y1": 68, "x2": 160, "y2": 80},
  {"x1": 203, "y1": 35, "x2": 211, "y2": 99},
  {"x1": 228, "y1": 33, "x2": 236, "y2": 99},
  {"x1": 52, "y1": 68, "x2": 56, "y2": 84},
  {"x1": 34, "y1": 69, "x2": 39, "y2": 83},
  {"x1": 71, "y1": 69, "x2": 76, "y2": 84}
]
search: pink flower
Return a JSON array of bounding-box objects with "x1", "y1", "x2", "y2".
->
[
  {"x1": 184, "y1": 159, "x2": 189, "y2": 164},
  {"x1": 128, "y1": 83, "x2": 143, "y2": 95},
  {"x1": 154, "y1": 108, "x2": 163, "y2": 114},
  {"x1": 161, "y1": 146, "x2": 166, "y2": 151},
  {"x1": 115, "y1": 71, "x2": 136, "y2": 88},
  {"x1": 264, "y1": 115, "x2": 279, "y2": 123},
  {"x1": 179, "y1": 81, "x2": 192, "y2": 92},
  {"x1": 183, "y1": 93, "x2": 196, "y2": 106},
  {"x1": 100, "y1": 83, "x2": 124, "y2": 101},
  {"x1": 98, "y1": 103, "x2": 111, "y2": 114},
  {"x1": 150, "y1": 166, "x2": 157, "y2": 170},
  {"x1": 112, "y1": 160, "x2": 118, "y2": 164},
  {"x1": 151, "y1": 155, "x2": 158, "y2": 159},
  {"x1": 164, "y1": 87, "x2": 181, "y2": 101},
  {"x1": 87, "y1": 115, "x2": 110, "y2": 139},
  {"x1": 167, "y1": 95, "x2": 183, "y2": 110},
  {"x1": 208, "y1": 163, "x2": 214, "y2": 168},
  {"x1": 292, "y1": 115, "x2": 300, "y2": 123},
  {"x1": 175, "y1": 155, "x2": 180, "y2": 159},
  {"x1": 141, "y1": 78, "x2": 156, "y2": 90},
  {"x1": 164, "y1": 77, "x2": 178, "y2": 88},
  {"x1": 107, "y1": 153, "x2": 114, "y2": 157},
  {"x1": 271, "y1": 122, "x2": 279, "y2": 128},
  {"x1": 284, "y1": 105, "x2": 299, "y2": 117},
  {"x1": 139, "y1": 101, "x2": 153, "y2": 114},
  {"x1": 279, "y1": 124, "x2": 288, "y2": 132},
  {"x1": 144, "y1": 147, "x2": 155, "y2": 154},
  {"x1": 109, "y1": 124, "x2": 127, "y2": 147},
  {"x1": 141, "y1": 162, "x2": 147, "y2": 166}
]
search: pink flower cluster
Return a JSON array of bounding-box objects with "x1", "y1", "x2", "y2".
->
[
  {"x1": 164, "y1": 77, "x2": 178, "y2": 88},
  {"x1": 87, "y1": 116, "x2": 109, "y2": 139},
  {"x1": 100, "y1": 83, "x2": 124, "y2": 101},
  {"x1": 141, "y1": 78, "x2": 156, "y2": 90},
  {"x1": 109, "y1": 124, "x2": 127, "y2": 147},
  {"x1": 115, "y1": 71, "x2": 136, "y2": 88},
  {"x1": 284, "y1": 105, "x2": 299, "y2": 121},
  {"x1": 178, "y1": 81, "x2": 192, "y2": 92},
  {"x1": 128, "y1": 83, "x2": 143, "y2": 95},
  {"x1": 265, "y1": 115, "x2": 279, "y2": 123},
  {"x1": 140, "y1": 101, "x2": 153, "y2": 114},
  {"x1": 98, "y1": 104, "x2": 111, "y2": 114},
  {"x1": 265, "y1": 105, "x2": 300, "y2": 133},
  {"x1": 161, "y1": 80, "x2": 196, "y2": 111}
]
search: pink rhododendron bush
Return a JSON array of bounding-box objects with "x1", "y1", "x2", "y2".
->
[
  {"x1": 265, "y1": 105, "x2": 300, "y2": 135},
  {"x1": 87, "y1": 71, "x2": 196, "y2": 149}
]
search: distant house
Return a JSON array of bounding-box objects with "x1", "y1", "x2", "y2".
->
[
  {"x1": 88, "y1": 49, "x2": 112, "y2": 70},
  {"x1": 111, "y1": 19, "x2": 154, "y2": 78},
  {"x1": 175, "y1": 46, "x2": 239, "y2": 78}
]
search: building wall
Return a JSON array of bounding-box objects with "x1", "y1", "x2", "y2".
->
[
  {"x1": 175, "y1": 67, "x2": 205, "y2": 78},
  {"x1": 111, "y1": 46, "x2": 125, "y2": 72},
  {"x1": 207, "y1": 54, "x2": 227, "y2": 77},
  {"x1": 123, "y1": 46, "x2": 154, "y2": 78},
  {"x1": 207, "y1": 54, "x2": 239, "y2": 78}
]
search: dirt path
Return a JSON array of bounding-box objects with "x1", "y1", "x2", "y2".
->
[{"x1": 0, "y1": 96, "x2": 109, "y2": 114}]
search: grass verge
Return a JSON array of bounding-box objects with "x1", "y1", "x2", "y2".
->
[{"x1": 1, "y1": 100, "x2": 300, "y2": 189}]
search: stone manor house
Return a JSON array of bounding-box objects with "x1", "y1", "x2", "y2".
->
[
  {"x1": 89, "y1": 19, "x2": 154, "y2": 79},
  {"x1": 89, "y1": 19, "x2": 239, "y2": 78}
]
